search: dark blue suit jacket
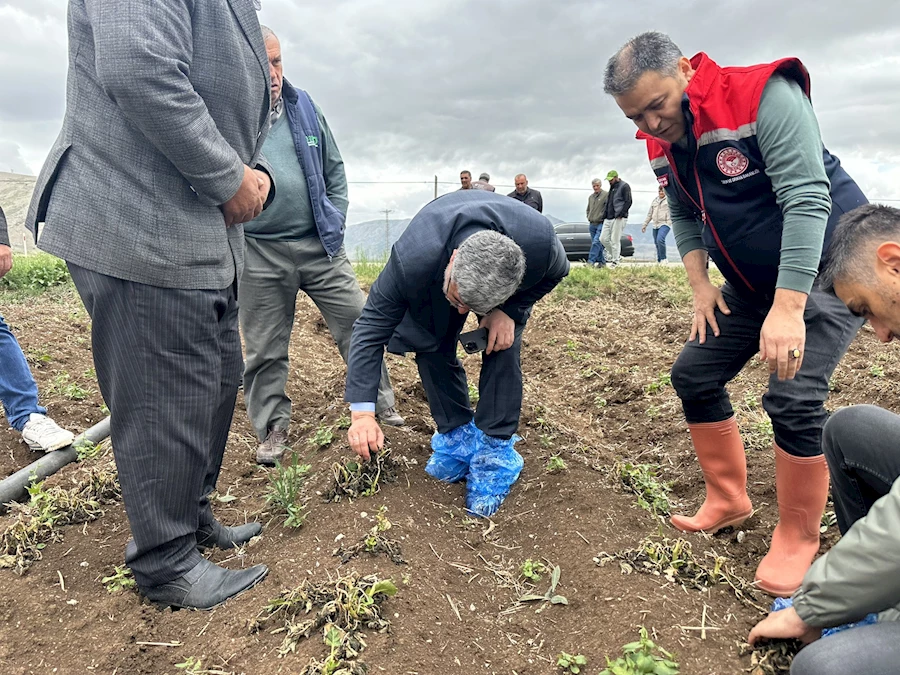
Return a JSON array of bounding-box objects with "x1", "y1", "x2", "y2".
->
[{"x1": 345, "y1": 190, "x2": 569, "y2": 404}]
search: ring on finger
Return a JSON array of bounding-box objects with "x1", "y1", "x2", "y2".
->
[{"x1": 788, "y1": 348, "x2": 801, "y2": 360}]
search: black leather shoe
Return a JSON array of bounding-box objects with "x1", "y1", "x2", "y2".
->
[
  {"x1": 141, "y1": 558, "x2": 268, "y2": 610},
  {"x1": 196, "y1": 520, "x2": 262, "y2": 550}
]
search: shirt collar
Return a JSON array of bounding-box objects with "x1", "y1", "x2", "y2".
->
[{"x1": 269, "y1": 96, "x2": 284, "y2": 126}]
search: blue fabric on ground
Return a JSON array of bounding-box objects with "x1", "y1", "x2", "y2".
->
[
  {"x1": 465, "y1": 432, "x2": 524, "y2": 517},
  {"x1": 425, "y1": 419, "x2": 478, "y2": 483},
  {"x1": 770, "y1": 597, "x2": 877, "y2": 638}
]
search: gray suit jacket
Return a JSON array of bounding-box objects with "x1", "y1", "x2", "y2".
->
[
  {"x1": 0, "y1": 207, "x2": 7, "y2": 247},
  {"x1": 27, "y1": 0, "x2": 273, "y2": 289}
]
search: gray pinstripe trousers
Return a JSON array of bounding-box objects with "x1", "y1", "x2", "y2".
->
[{"x1": 69, "y1": 264, "x2": 242, "y2": 588}]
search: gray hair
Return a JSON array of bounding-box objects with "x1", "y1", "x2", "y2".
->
[
  {"x1": 820, "y1": 204, "x2": 900, "y2": 292},
  {"x1": 453, "y1": 231, "x2": 526, "y2": 315},
  {"x1": 604, "y1": 31, "x2": 683, "y2": 96},
  {"x1": 260, "y1": 25, "x2": 278, "y2": 42},
  {"x1": 591, "y1": 178, "x2": 602, "y2": 186},
  {"x1": 479, "y1": 172, "x2": 490, "y2": 181}
]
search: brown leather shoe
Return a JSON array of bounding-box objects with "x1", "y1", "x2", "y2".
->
[{"x1": 256, "y1": 427, "x2": 290, "y2": 466}]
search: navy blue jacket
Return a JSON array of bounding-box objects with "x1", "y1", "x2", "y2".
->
[
  {"x1": 282, "y1": 79, "x2": 346, "y2": 257},
  {"x1": 345, "y1": 190, "x2": 569, "y2": 404}
]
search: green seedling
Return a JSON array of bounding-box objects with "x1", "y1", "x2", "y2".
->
[
  {"x1": 75, "y1": 439, "x2": 106, "y2": 462},
  {"x1": 335, "y1": 506, "x2": 405, "y2": 565},
  {"x1": 468, "y1": 381, "x2": 480, "y2": 405},
  {"x1": 25, "y1": 348, "x2": 52, "y2": 366},
  {"x1": 546, "y1": 455, "x2": 567, "y2": 473},
  {"x1": 252, "y1": 572, "x2": 397, "y2": 667},
  {"x1": 519, "y1": 558, "x2": 549, "y2": 582},
  {"x1": 600, "y1": 627, "x2": 679, "y2": 675},
  {"x1": 311, "y1": 424, "x2": 335, "y2": 447},
  {"x1": 325, "y1": 450, "x2": 398, "y2": 502},
  {"x1": 519, "y1": 564, "x2": 568, "y2": 607},
  {"x1": 557, "y1": 652, "x2": 588, "y2": 674},
  {"x1": 594, "y1": 396, "x2": 608, "y2": 409},
  {"x1": 265, "y1": 453, "x2": 311, "y2": 528},
  {"x1": 742, "y1": 391, "x2": 759, "y2": 410},
  {"x1": 645, "y1": 371, "x2": 671, "y2": 394},
  {"x1": 336, "y1": 414, "x2": 352, "y2": 430},
  {"x1": 870, "y1": 364, "x2": 885, "y2": 378},
  {"x1": 51, "y1": 372, "x2": 90, "y2": 400},
  {"x1": 617, "y1": 462, "x2": 671, "y2": 515},
  {"x1": 820, "y1": 510, "x2": 837, "y2": 534},
  {"x1": 102, "y1": 565, "x2": 135, "y2": 593}
]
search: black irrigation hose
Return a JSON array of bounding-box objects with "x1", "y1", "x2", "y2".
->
[{"x1": 0, "y1": 416, "x2": 111, "y2": 514}]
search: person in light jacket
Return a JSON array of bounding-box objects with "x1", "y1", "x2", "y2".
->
[
  {"x1": 749, "y1": 204, "x2": 900, "y2": 675},
  {"x1": 643, "y1": 185, "x2": 672, "y2": 263}
]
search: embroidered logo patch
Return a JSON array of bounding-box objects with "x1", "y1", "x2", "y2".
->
[
  {"x1": 716, "y1": 147, "x2": 749, "y2": 177},
  {"x1": 656, "y1": 174, "x2": 669, "y2": 187},
  {"x1": 306, "y1": 135, "x2": 319, "y2": 148}
]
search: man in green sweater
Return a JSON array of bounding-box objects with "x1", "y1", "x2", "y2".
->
[
  {"x1": 604, "y1": 32, "x2": 867, "y2": 596},
  {"x1": 241, "y1": 27, "x2": 402, "y2": 466}
]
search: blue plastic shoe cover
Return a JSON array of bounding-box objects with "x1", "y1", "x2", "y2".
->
[
  {"x1": 769, "y1": 597, "x2": 877, "y2": 638},
  {"x1": 425, "y1": 420, "x2": 478, "y2": 483},
  {"x1": 465, "y1": 432, "x2": 524, "y2": 517}
]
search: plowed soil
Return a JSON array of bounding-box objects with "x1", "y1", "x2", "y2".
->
[{"x1": 0, "y1": 272, "x2": 893, "y2": 675}]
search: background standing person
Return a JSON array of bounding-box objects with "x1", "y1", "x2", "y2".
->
[
  {"x1": 586, "y1": 178, "x2": 609, "y2": 268},
  {"x1": 643, "y1": 185, "x2": 672, "y2": 263},
  {"x1": 473, "y1": 172, "x2": 495, "y2": 191},
  {"x1": 507, "y1": 174, "x2": 543, "y2": 212},
  {"x1": 0, "y1": 206, "x2": 75, "y2": 453},
  {"x1": 26, "y1": 0, "x2": 274, "y2": 609},
  {"x1": 459, "y1": 171, "x2": 474, "y2": 189},
  {"x1": 598, "y1": 170, "x2": 632, "y2": 267},
  {"x1": 605, "y1": 31, "x2": 867, "y2": 596},
  {"x1": 240, "y1": 27, "x2": 403, "y2": 467}
]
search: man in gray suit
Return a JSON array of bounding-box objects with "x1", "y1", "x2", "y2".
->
[{"x1": 27, "y1": 0, "x2": 273, "y2": 610}]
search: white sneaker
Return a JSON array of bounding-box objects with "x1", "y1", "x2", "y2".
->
[
  {"x1": 608, "y1": 261, "x2": 618, "y2": 269},
  {"x1": 659, "y1": 259, "x2": 669, "y2": 265},
  {"x1": 21, "y1": 413, "x2": 75, "y2": 453}
]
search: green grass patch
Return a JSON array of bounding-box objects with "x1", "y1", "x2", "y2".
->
[
  {"x1": 351, "y1": 249, "x2": 388, "y2": 287},
  {"x1": 0, "y1": 253, "x2": 70, "y2": 294},
  {"x1": 553, "y1": 265, "x2": 723, "y2": 306}
]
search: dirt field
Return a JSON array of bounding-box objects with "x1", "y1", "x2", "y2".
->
[{"x1": 1, "y1": 269, "x2": 895, "y2": 675}]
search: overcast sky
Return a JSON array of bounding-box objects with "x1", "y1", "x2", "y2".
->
[{"x1": 1, "y1": 0, "x2": 899, "y2": 224}]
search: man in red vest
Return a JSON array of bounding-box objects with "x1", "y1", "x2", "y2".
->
[{"x1": 604, "y1": 32, "x2": 867, "y2": 596}]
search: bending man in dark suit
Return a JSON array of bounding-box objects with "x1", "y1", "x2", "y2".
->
[
  {"x1": 345, "y1": 190, "x2": 569, "y2": 516},
  {"x1": 27, "y1": 0, "x2": 273, "y2": 609}
]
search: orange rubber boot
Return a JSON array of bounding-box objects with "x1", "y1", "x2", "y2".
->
[
  {"x1": 670, "y1": 417, "x2": 754, "y2": 533},
  {"x1": 754, "y1": 445, "x2": 829, "y2": 596}
]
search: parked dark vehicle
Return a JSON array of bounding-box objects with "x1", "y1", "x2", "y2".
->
[{"x1": 553, "y1": 221, "x2": 634, "y2": 261}]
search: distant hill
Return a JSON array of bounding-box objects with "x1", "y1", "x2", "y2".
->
[
  {"x1": 345, "y1": 212, "x2": 565, "y2": 259},
  {"x1": 0, "y1": 172, "x2": 37, "y2": 253}
]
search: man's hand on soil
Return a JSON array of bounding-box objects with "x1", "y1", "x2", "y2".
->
[
  {"x1": 748, "y1": 606, "x2": 820, "y2": 647},
  {"x1": 480, "y1": 309, "x2": 515, "y2": 354},
  {"x1": 347, "y1": 411, "x2": 383, "y2": 461}
]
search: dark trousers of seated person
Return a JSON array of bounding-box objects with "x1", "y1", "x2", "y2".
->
[
  {"x1": 415, "y1": 322, "x2": 525, "y2": 439},
  {"x1": 790, "y1": 404, "x2": 900, "y2": 675}
]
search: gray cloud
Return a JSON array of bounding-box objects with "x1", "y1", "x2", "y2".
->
[{"x1": 1, "y1": 0, "x2": 899, "y2": 223}]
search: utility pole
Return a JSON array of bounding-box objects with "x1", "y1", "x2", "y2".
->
[
  {"x1": 434, "y1": 175, "x2": 438, "y2": 199},
  {"x1": 382, "y1": 208, "x2": 393, "y2": 255}
]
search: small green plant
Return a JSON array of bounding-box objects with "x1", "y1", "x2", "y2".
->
[
  {"x1": 540, "y1": 433, "x2": 555, "y2": 449},
  {"x1": 594, "y1": 396, "x2": 608, "y2": 409},
  {"x1": 265, "y1": 453, "x2": 311, "y2": 528},
  {"x1": 519, "y1": 564, "x2": 568, "y2": 607},
  {"x1": 325, "y1": 449, "x2": 399, "y2": 502},
  {"x1": 0, "y1": 253, "x2": 70, "y2": 291},
  {"x1": 336, "y1": 414, "x2": 352, "y2": 430},
  {"x1": 546, "y1": 455, "x2": 567, "y2": 473},
  {"x1": 100, "y1": 403, "x2": 110, "y2": 415},
  {"x1": 645, "y1": 371, "x2": 672, "y2": 394},
  {"x1": 174, "y1": 656, "x2": 207, "y2": 674},
  {"x1": 468, "y1": 381, "x2": 480, "y2": 405},
  {"x1": 25, "y1": 348, "x2": 52, "y2": 366},
  {"x1": 742, "y1": 391, "x2": 759, "y2": 410},
  {"x1": 50, "y1": 372, "x2": 90, "y2": 401},
  {"x1": 311, "y1": 424, "x2": 335, "y2": 447},
  {"x1": 617, "y1": 462, "x2": 671, "y2": 515},
  {"x1": 870, "y1": 364, "x2": 885, "y2": 378},
  {"x1": 75, "y1": 439, "x2": 105, "y2": 462},
  {"x1": 820, "y1": 510, "x2": 838, "y2": 534},
  {"x1": 599, "y1": 627, "x2": 679, "y2": 675},
  {"x1": 645, "y1": 405, "x2": 661, "y2": 419},
  {"x1": 101, "y1": 565, "x2": 136, "y2": 593},
  {"x1": 520, "y1": 558, "x2": 549, "y2": 582},
  {"x1": 337, "y1": 506, "x2": 405, "y2": 565},
  {"x1": 557, "y1": 652, "x2": 588, "y2": 674}
]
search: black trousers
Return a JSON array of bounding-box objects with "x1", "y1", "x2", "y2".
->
[
  {"x1": 670, "y1": 282, "x2": 862, "y2": 457},
  {"x1": 416, "y1": 320, "x2": 525, "y2": 440},
  {"x1": 69, "y1": 264, "x2": 242, "y2": 588}
]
